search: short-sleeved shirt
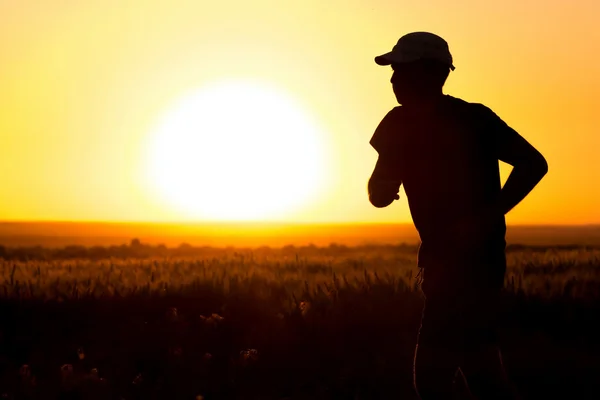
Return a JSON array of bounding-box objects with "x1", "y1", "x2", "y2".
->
[{"x1": 370, "y1": 95, "x2": 512, "y2": 268}]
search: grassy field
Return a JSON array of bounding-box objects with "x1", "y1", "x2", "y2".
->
[{"x1": 0, "y1": 242, "x2": 599, "y2": 399}]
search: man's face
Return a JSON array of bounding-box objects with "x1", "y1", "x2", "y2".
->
[
  {"x1": 390, "y1": 62, "x2": 422, "y2": 104},
  {"x1": 390, "y1": 61, "x2": 449, "y2": 105}
]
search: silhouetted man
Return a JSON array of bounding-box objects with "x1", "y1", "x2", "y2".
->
[{"x1": 368, "y1": 32, "x2": 548, "y2": 399}]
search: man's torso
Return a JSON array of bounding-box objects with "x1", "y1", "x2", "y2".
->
[{"x1": 370, "y1": 95, "x2": 507, "y2": 266}]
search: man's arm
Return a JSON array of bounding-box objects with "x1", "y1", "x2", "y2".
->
[
  {"x1": 490, "y1": 112, "x2": 548, "y2": 216},
  {"x1": 368, "y1": 156, "x2": 401, "y2": 208},
  {"x1": 368, "y1": 107, "x2": 403, "y2": 208}
]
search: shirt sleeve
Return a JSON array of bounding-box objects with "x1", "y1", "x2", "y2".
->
[
  {"x1": 369, "y1": 107, "x2": 403, "y2": 181},
  {"x1": 474, "y1": 104, "x2": 527, "y2": 165},
  {"x1": 369, "y1": 107, "x2": 401, "y2": 156}
]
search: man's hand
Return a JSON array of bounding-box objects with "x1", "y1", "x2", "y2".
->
[{"x1": 368, "y1": 179, "x2": 401, "y2": 208}]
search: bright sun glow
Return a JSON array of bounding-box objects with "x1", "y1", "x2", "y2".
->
[{"x1": 144, "y1": 80, "x2": 328, "y2": 221}]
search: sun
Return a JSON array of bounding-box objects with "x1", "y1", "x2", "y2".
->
[{"x1": 143, "y1": 80, "x2": 328, "y2": 221}]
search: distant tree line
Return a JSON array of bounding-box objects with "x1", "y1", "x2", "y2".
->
[
  {"x1": 0, "y1": 239, "x2": 594, "y2": 261},
  {"x1": 0, "y1": 239, "x2": 408, "y2": 261}
]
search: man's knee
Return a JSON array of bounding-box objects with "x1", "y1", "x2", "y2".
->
[
  {"x1": 462, "y1": 347, "x2": 520, "y2": 400},
  {"x1": 413, "y1": 365, "x2": 457, "y2": 399},
  {"x1": 413, "y1": 344, "x2": 458, "y2": 399}
]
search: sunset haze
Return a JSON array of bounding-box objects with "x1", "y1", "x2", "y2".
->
[{"x1": 1, "y1": 0, "x2": 599, "y2": 225}]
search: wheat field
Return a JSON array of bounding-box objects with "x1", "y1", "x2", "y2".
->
[{"x1": 0, "y1": 243, "x2": 599, "y2": 399}]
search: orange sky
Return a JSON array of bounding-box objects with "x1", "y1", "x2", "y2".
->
[{"x1": 1, "y1": 0, "x2": 599, "y2": 225}]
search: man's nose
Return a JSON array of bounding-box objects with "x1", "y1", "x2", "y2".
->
[{"x1": 390, "y1": 71, "x2": 400, "y2": 85}]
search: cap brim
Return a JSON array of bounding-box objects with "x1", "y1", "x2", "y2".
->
[
  {"x1": 376, "y1": 53, "x2": 456, "y2": 70},
  {"x1": 374, "y1": 52, "x2": 394, "y2": 66}
]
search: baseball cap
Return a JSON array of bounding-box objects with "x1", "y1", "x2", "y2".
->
[{"x1": 375, "y1": 32, "x2": 455, "y2": 71}]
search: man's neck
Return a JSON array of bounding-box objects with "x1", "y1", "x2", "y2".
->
[{"x1": 402, "y1": 92, "x2": 445, "y2": 112}]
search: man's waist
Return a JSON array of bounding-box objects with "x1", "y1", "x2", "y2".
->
[{"x1": 417, "y1": 237, "x2": 506, "y2": 269}]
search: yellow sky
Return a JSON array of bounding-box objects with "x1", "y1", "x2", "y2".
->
[{"x1": 1, "y1": 0, "x2": 599, "y2": 225}]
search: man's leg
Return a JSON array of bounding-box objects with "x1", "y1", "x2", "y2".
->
[
  {"x1": 413, "y1": 341, "x2": 460, "y2": 399},
  {"x1": 460, "y1": 290, "x2": 520, "y2": 400},
  {"x1": 413, "y1": 290, "x2": 462, "y2": 399},
  {"x1": 461, "y1": 346, "x2": 520, "y2": 400}
]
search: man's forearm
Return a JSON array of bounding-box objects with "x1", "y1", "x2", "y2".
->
[
  {"x1": 496, "y1": 159, "x2": 548, "y2": 215},
  {"x1": 368, "y1": 155, "x2": 402, "y2": 208}
]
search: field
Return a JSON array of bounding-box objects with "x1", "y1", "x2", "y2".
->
[{"x1": 0, "y1": 240, "x2": 600, "y2": 399}]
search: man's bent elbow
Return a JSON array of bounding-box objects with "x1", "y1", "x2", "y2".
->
[
  {"x1": 518, "y1": 152, "x2": 548, "y2": 181},
  {"x1": 535, "y1": 153, "x2": 549, "y2": 180},
  {"x1": 539, "y1": 156, "x2": 549, "y2": 177}
]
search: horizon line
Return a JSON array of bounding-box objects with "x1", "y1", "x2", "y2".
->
[{"x1": 0, "y1": 220, "x2": 599, "y2": 228}]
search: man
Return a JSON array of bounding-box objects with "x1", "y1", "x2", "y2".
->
[{"x1": 368, "y1": 32, "x2": 548, "y2": 399}]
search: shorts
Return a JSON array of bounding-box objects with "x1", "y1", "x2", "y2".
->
[{"x1": 417, "y1": 247, "x2": 507, "y2": 352}]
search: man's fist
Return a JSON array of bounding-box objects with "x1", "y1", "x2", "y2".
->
[{"x1": 368, "y1": 179, "x2": 401, "y2": 208}]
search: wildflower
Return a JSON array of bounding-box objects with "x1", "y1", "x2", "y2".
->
[
  {"x1": 211, "y1": 313, "x2": 224, "y2": 322},
  {"x1": 19, "y1": 365, "x2": 31, "y2": 378},
  {"x1": 132, "y1": 373, "x2": 143, "y2": 385},
  {"x1": 239, "y1": 349, "x2": 259, "y2": 366},
  {"x1": 19, "y1": 364, "x2": 36, "y2": 389},
  {"x1": 196, "y1": 396, "x2": 205, "y2": 400},
  {"x1": 60, "y1": 364, "x2": 75, "y2": 389},
  {"x1": 204, "y1": 316, "x2": 217, "y2": 328},
  {"x1": 86, "y1": 368, "x2": 104, "y2": 383},
  {"x1": 247, "y1": 349, "x2": 259, "y2": 359},
  {"x1": 169, "y1": 346, "x2": 183, "y2": 357},
  {"x1": 201, "y1": 313, "x2": 224, "y2": 328},
  {"x1": 166, "y1": 307, "x2": 179, "y2": 322},
  {"x1": 299, "y1": 301, "x2": 311, "y2": 316},
  {"x1": 61, "y1": 364, "x2": 73, "y2": 378},
  {"x1": 328, "y1": 289, "x2": 338, "y2": 300},
  {"x1": 77, "y1": 347, "x2": 85, "y2": 360}
]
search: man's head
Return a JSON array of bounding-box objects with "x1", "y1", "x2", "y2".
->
[{"x1": 375, "y1": 32, "x2": 454, "y2": 105}]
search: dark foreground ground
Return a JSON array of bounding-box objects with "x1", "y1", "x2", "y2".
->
[{"x1": 0, "y1": 243, "x2": 599, "y2": 399}]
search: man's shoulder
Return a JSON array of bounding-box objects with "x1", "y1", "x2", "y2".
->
[
  {"x1": 375, "y1": 106, "x2": 406, "y2": 132},
  {"x1": 445, "y1": 95, "x2": 489, "y2": 110},
  {"x1": 370, "y1": 106, "x2": 404, "y2": 152},
  {"x1": 444, "y1": 97, "x2": 511, "y2": 142},
  {"x1": 378, "y1": 97, "x2": 494, "y2": 118},
  {"x1": 444, "y1": 95, "x2": 494, "y2": 115},
  {"x1": 382, "y1": 105, "x2": 404, "y2": 120}
]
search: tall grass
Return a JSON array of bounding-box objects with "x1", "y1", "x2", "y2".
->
[{"x1": 0, "y1": 244, "x2": 598, "y2": 399}]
